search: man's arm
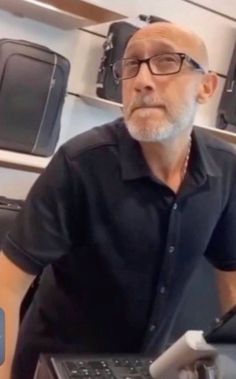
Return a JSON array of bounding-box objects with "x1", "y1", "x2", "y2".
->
[
  {"x1": 0, "y1": 251, "x2": 36, "y2": 379},
  {"x1": 215, "y1": 268, "x2": 236, "y2": 314}
]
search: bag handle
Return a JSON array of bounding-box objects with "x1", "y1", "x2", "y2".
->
[{"x1": 139, "y1": 14, "x2": 169, "y2": 24}]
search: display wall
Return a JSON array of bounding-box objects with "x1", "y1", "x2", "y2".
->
[{"x1": 0, "y1": 0, "x2": 235, "y2": 198}]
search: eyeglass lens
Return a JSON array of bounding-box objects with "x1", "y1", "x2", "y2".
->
[{"x1": 114, "y1": 53, "x2": 182, "y2": 79}]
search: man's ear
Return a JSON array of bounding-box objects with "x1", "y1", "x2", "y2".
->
[{"x1": 197, "y1": 71, "x2": 218, "y2": 104}]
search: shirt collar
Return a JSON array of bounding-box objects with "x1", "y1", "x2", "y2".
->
[
  {"x1": 117, "y1": 119, "x2": 151, "y2": 180},
  {"x1": 117, "y1": 118, "x2": 221, "y2": 181},
  {"x1": 191, "y1": 126, "x2": 222, "y2": 179}
]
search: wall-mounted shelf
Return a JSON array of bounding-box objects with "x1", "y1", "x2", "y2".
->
[
  {"x1": 0, "y1": 0, "x2": 126, "y2": 30},
  {"x1": 76, "y1": 92, "x2": 122, "y2": 111},
  {"x1": 0, "y1": 148, "x2": 51, "y2": 173},
  {"x1": 78, "y1": 92, "x2": 236, "y2": 145},
  {"x1": 1, "y1": 92, "x2": 236, "y2": 174},
  {"x1": 196, "y1": 125, "x2": 236, "y2": 145}
]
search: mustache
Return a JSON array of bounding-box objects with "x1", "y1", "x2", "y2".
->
[{"x1": 126, "y1": 96, "x2": 166, "y2": 115}]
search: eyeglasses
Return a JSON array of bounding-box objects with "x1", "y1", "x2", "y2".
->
[{"x1": 112, "y1": 52, "x2": 206, "y2": 81}]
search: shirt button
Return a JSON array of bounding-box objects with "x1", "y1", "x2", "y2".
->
[
  {"x1": 160, "y1": 286, "x2": 166, "y2": 294},
  {"x1": 168, "y1": 246, "x2": 175, "y2": 253},
  {"x1": 173, "y1": 202, "x2": 178, "y2": 210},
  {"x1": 149, "y1": 324, "x2": 157, "y2": 332}
]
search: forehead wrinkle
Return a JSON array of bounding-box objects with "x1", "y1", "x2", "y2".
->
[
  {"x1": 125, "y1": 22, "x2": 209, "y2": 70},
  {"x1": 124, "y1": 39, "x2": 177, "y2": 58}
]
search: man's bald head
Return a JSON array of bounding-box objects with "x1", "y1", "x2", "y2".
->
[
  {"x1": 121, "y1": 21, "x2": 217, "y2": 143},
  {"x1": 125, "y1": 22, "x2": 209, "y2": 71}
]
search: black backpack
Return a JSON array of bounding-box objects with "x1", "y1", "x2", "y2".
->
[
  {"x1": 96, "y1": 15, "x2": 168, "y2": 103},
  {"x1": 0, "y1": 196, "x2": 39, "y2": 322},
  {"x1": 0, "y1": 39, "x2": 70, "y2": 156},
  {"x1": 216, "y1": 42, "x2": 236, "y2": 131}
]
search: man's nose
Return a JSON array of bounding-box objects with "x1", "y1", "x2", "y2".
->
[{"x1": 133, "y1": 62, "x2": 156, "y2": 93}]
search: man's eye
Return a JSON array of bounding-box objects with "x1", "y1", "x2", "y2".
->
[
  {"x1": 124, "y1": 60, "x2": 138, "y2": 68},
  {"x1": 157, "y1": 55, "x2": 177, "y2": 63}
]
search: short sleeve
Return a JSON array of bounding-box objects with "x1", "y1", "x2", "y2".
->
[
  {"x1": 2, "y1": 146, "x2": 77, "y2": 275},
  {"x1": 205, "y1": 195, "x2": 236, "y2": 271}
]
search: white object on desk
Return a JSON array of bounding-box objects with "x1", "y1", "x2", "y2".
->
[{"x1": 149, "y1": 330, "x2": 217, "y2": 379}]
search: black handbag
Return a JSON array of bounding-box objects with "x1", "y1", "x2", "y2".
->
[
  {"x1": 0, "y1": 39, "x2": 70, "y2": 156},
  {"x1": 0, "y1": 196, "x2": 23, "y2": 243},
  {"x1": 96, "y1": 15, "x2": 167, "y2": 103},
  {"x1": 216, "y1": 42, "x2": 236, "y2": 131},
  {"x1": 0, "y1": 196, "x2": 39, "y2": 321}
]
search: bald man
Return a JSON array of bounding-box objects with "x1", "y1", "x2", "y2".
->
[{"x1": 1, "y1": 22, "x2": 236, "y2": 379}]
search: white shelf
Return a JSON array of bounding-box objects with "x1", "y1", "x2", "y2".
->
[
  {"x1": 1, "y1": 97, "x2": 236, "y2": 173},
  {"x1": 196, "y1": 124, "x2": 236, "y2": 145},
  {"x1": 0, "y1": 0, "x2": 126, "y2": 30},
  {"x1": 0, "y1": 100, "x2": 235, "y2": 174},
  {"x1": 0, "y1": 148, "x2": 51, "y2": 173},
  {"x1": 78, "y1": 92, "x2": 123, "y2": 111},
  {"x1": 78, "y1": 92, "x2": 236, "y2": 145}
]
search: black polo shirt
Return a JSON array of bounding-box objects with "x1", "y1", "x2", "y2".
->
[{"x1": 3, "y1": 118, "x2": 236, "y2": 379}]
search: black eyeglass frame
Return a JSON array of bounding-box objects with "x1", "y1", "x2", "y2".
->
[{"x1": 112, "y1": 52, "x2": 206, "y2": 81}]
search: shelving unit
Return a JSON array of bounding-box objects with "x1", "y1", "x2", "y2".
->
[
  {"x1": 76, "y1": 92, "x2": 123, "y2": 111},
  {"x1": 78, "y1": 92, "x2": 236, "y2": 145},
  {"x1": 0, "y1": 0, "x2": 126, "y2": 30},
  {"x1": 0, "y1": 91, "x2": 235, "y2": 174},
  {"x1": 0, "y1": 1, "x2": 235, "y2": 173},
  {"x1": 0, "y1": 1, "x2": 127, "y2": 173},
  {"x1": 0, "y1": 149, "x2": 51, "y2": 173},
  {"x1": 197, "y1": 124, "x2": 236, "y2": 145}
]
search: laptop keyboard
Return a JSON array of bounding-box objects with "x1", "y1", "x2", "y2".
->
[{"x1": 51, "y1": 356, "x2": 153, "y2": 379}]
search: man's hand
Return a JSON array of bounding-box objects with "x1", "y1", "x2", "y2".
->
[{"x1": 0, "y1": 251, "x2": 36, "y2": 378}]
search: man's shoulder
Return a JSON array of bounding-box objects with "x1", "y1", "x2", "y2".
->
[{"x1": 62, "y1": 117, "x2": 125, "y2": 161}]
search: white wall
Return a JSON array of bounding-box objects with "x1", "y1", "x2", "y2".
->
[{"x1": 0, "y1": 0, "x2": 235, "y2": 199}]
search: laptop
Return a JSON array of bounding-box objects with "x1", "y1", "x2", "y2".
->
[
  {"x1": 34, "y1": 353, "x2": 154, "y2": 379},
  {"x1": 33, "y1": 305, "x2": 236, "y2": 379}
]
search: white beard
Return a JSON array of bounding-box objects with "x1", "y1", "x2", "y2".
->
[{"x1": 125, "y1": 98, "x2": 198, "y2": 142}]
